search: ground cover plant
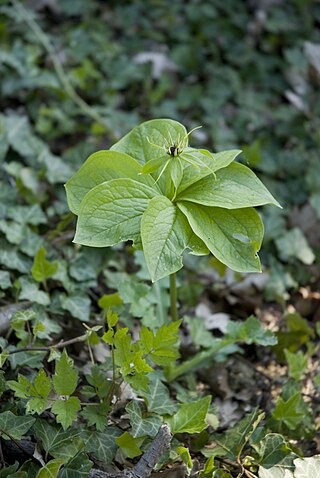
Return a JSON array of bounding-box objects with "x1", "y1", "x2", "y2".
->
[{"x1": 0, "y1": 0, "x2": 319, "y2": 477}]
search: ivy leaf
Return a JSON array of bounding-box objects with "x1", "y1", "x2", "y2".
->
[
  {"x1": 36, "y1": 459, "x2": 64, "y2": 478},
  {"x1": 178, "y1": 202, "x2": 263, "y2": 273},
  {"x1": 116, "y1": 431, "x2": 143, "y2": 458},
  {"x1": 141, "y1": 196, "x2": 192, "y2": 281},
  {"x1": 74, "y1": 178, "x2": 160, "y2": 247},
  {"x1": 293, "y1": 456, "x2": 320, "y2": 478},
  {"x1": 53, "y1": 350, "x2": 78, "y2": 396},
  {"x1": 85, "y1": 426, "x2": 122, "y2": 463},
  {"x1": 203, "y1": 409, "x2": 264, "y2": 460},
  {"x1": 272, "y1": 393, "x2": 305, "y2": 430},
  {"x1": 111, "y1": 118, "x2": 187, "y2": 165},
  {"x1": 141, "y1": 379, "x2": 177, "y2": 415},
  {"x1": 33, "y1": 420, "x2": 83, "y2": 461},
  {"x1": 51, "y1": 397, "x2": 81, "y2": 430},
  {"x1": 65, "y1": 150, "x2": 159, "y2": 215},
  {"x1": 166, "y1": 396, "x2": 211, "y2": 434},
  {"x1": 252, "y1": 433, "x2": 296, "y2": 469},
  {"x1": 0, "y1": 411, "x2": 35, "y2": 440},
  {"x1": 284, "y1": 350, "x2": 308, "y2": 381},
  {"x1": 177, "y1": 162, "x2": 280, "y2": 209},
  {"x1": 58, "y1": 453, "x2": 93, "y2": 478},
  {"x1": 126, "y1": 400, "x2": 162, "y2": 437},
  {"x1": 31, "y1": 247, "x2": 59, "y2": 283},
  {"x1": 60, "y1": 292, "x2": 91, "y2": 322}
]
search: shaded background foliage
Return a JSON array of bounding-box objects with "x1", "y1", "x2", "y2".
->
[{"x1": 0, "y1": 0, "x2": 320, "y2": 474}]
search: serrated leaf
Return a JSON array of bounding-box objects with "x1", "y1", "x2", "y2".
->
[
  {"x1": 115, "y1": 431, "x2": 143, "y2": 458},
  {"x1": 31, "y1": 247, "x2": 59, "y2": 283},
  {"x1": 151, "y1": 320, "x2": 181, "y2": 365},
  {"x1": 53, "y1": 350, "x2": 78, "y2": 396},
  {"x1": 81, "y1": 402, "x2": 109, "y2": 432},
  {"x1": 166, "y1": 396, "x2": 211, "y2": 434},
  {"x1": 126, "y1": 401, "x2": 162, "y2": 437},
  {"x1": 51, "y1": 397, "x2": 81, "y2": 430},
  {"x1": 85, "y1": 427, "x2": 122, "y2": 463},
  {"x1": 141, "y1": 196, "x2": 192, "y2": 281},
  {"x1": 65, "y1": 150, "x2": 159, "y2": 215},
  {"x1": 177, "y1": 162, "x2": 280, "y2": 208},
  {"x1": 284, "y1": 350, "x2": 308, "y2": 381},
  {"x1": 74, "y1": 178, "x2": 160, "y2": 247},
  {"x1": 0, "y1": 411, "x2": 35, "y2": 440},
  {"x1": 272, "y1": 393, "x2": 305, "y2": 430},
  {"x1": 178, "y1": 202, "x2": 263, "y2": 273},
  {"x1": 36, "y1": 459, "x2": 64, "y2": 478},
  {"x1": 226, "y1": 316, "x2": 277, "y2": 346},
  {"x1": 111, "y1": 118, "x2": 187, "y2": 165}
]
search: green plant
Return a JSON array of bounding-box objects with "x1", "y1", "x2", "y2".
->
[{"x1": 66, "y1": 118, "x2": 280, "y2": 320}]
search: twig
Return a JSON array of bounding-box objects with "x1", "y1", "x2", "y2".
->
[
  {"x1": 8, "y1": 333, "x2": 88, "y2": 355},
  {"x1": 88, "y1": 425, "x2": 172, "y2": 478},
  {"x1": 10, "y1": 0, "x2": 117, "y2": 141}
]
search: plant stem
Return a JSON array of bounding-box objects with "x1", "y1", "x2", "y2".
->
[{"x1": 169, "y1": 273, "x2": 178, "y2": 322}]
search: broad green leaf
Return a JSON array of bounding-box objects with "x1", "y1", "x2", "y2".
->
[
  {"x1": 203, "y1": 409, "x2": 264, "y2": 460},
  {"x1": 65, "y1": 150, "x2": 159, "y2": 215},
  {"x1": 0, "y1": 463, "x2": 19, "y2": 478},
  {"x1": 33, "y1": 420, "x2": 83, "y2": 461},
  {"x1": 141, "y1": 196, "x2": 192, "y2": 281},
  {"x1": 85, "y1": 427, "x2": 122, "y2": 463},
  {"x1": 19, "y1": 277, "x2": 50, "y2": 306},
  {"x1": 115, "y1": 431, "x2": 143, "y2": 458},
  {"x1": 252, "y1": 433, "x2": 295, "y2": 468},
  {"x1": 0, "y1": 411, "x2": 35, "y2": 440},
  {"x1": 58, "y1": 453, "x2": 93, "y2": 478},
  {"x1": 166, "y1": 396, "x2": 211, "y2": 434},
  {"x1": 272, "y1": 393, "x2": 305, "y2": 430},
  {"x1": 126, "y1": 400, "x2": 162, "y2": 438},
  {"x1": 111, "y1": 118, "x2": 187, "y2": 165},
  {"x1": 74, "y1": 178, "x2": 160, "y2": 247},
  {"x1": 53, "y1": 350, "x2": 78, "y2": 396},
  {"x1": 178, "y1": 202, "x2": 263, "y2": 272},
  {"x1": 141, "y1": 379, "x2": 177, "y2": 415},
  {"x1": 177, "y1": 149, "x2": 242, "y2": 193},
  {"x1": 31, "y1": 247, "x2": 59, "y2": 283},
  {"x1": 177, "y1": 162, "x2": 280, "y2": 209},
  {"x1": 51, "y1": 397, "x2": 81, "y2": 430},
  {"x1": 36, "y1": 459, "x2": 64, "y2": 478},
  {"x1": 141, "y1": 156, "x2": 167, "y2": 174}
]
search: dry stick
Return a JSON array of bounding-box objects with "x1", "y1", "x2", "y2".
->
[
  {"x1": 88, "y1": 425, "x2": 172, "y2": 478},
  {"x1": 8, "y1": 333, "x2": 88, "y2": 355},
  {"x1": 10, "y1": 0, "x2": 117, "y2": 142}
]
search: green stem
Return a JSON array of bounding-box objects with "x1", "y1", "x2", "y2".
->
[{"x1": 169, "y1": 273, "x2": 178, "y2": 322}]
